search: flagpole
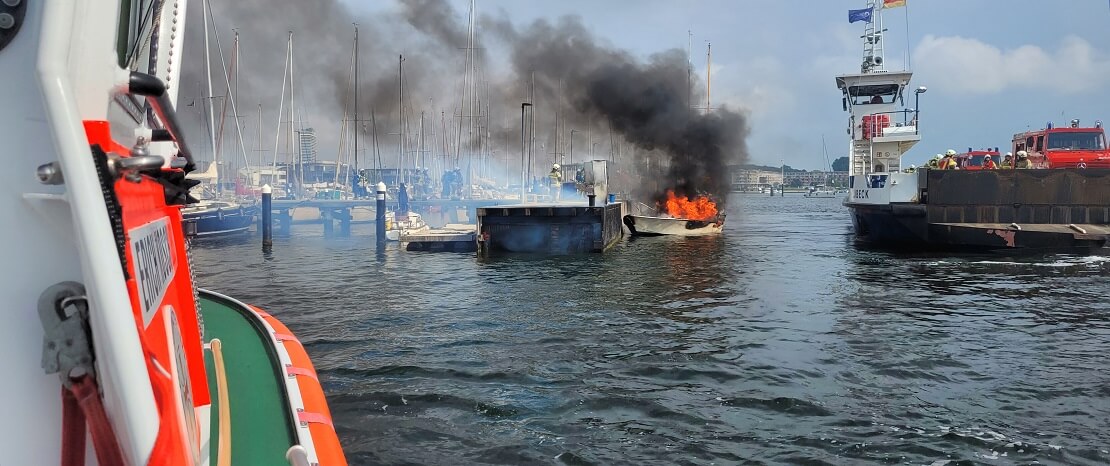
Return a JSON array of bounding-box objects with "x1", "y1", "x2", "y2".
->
[{"x1": 904, "y1": 1, "x2": 911, "y2": 70}]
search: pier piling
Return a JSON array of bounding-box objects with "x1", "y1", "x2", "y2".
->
[
  {"x1": 376, "y1": 182, "x2": 387, "y2": 245},
  {"x1": 262, "y1": 184, "x2": 272, "y2": 252},
  {"x1": 322, "y1": 208, "x2": 334, "y2": 238},
  {"x1": 338, "y1": 209, "x2": 352, "y2": 237}
]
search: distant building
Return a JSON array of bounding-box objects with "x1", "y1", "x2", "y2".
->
[
  {"x1": 730, "y1": 168, "x2": 783, "y2": 191},
  {"x1": 784, "y1": 171, "x2": 849, "y2": 187},
  {"x1": 298, "y1": 128, "x2": 318, "y2": 164}
]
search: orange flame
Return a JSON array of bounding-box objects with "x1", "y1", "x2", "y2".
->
[{"x1": 663, "y1": 190, "x2": 718, "y2": 221}]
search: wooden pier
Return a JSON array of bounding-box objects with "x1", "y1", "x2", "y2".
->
[
  {"x1": 402, "y1": 224, "x2": 477, "y2": 252},
  {"x1": 262, "y1": 198, "x2": 505, "y2": 237}
]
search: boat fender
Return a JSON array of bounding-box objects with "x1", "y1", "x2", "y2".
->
[
  {"x1": 685, "y1": 220, "x2": 710, "y2": 230},
  {"x1": 217, "y1": 208, "x2": 224, "y2": 222},
  {"x1": 622, "y1": 215, "x2": 638, "y2": 235}
]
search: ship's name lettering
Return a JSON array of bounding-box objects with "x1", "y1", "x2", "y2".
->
[
  {"x1": 854, "y1": 189, "x2": 869, "y2": 199},
  {"x1": 129, "y1": 217, "x2": 175, "y2": 327}
]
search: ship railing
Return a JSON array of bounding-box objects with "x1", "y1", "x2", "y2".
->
[
  {"x1": 859, "y1": 109, "x2": 919, "y2": 140},
  {"x1": 127, "y1": 71, "x2": 196, "y2": 172}
]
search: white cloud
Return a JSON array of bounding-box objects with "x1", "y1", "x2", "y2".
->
[
  {"x1": 912, "y1": 34, "x2": 1110, "y2": 94},
  {"x1": 709, "y1": 58, "x2": 796, "y2": 117}
]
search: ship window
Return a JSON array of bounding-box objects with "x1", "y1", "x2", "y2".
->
[
  {"x1": 1035, "y1": 136, "x2": 1044, "y2": 152},
  {"x1": 1046, "y1": 132, "x2": 1106, "y2": 150},
  {"x1": 848, "y1": 84, "x2": 899, "y2": 105},
  {"x1": 117, "y1": 0, "x2": 158, "y2": 69}
]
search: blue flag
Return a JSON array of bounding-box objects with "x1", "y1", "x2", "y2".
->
[{"x1": 848, "y1": 7, "x2": 874, "y2": 23}]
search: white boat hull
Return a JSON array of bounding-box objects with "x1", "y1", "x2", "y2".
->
[
  {"x1": 386, "y1": 211, "x2": 430, "y2": 241},
  {"x1": 623, "y1": 215, "x2": 724, "y2": 236}
]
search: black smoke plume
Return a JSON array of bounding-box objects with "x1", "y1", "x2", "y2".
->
[{"x1": 179, "y1": 0, "x2": 749, "y2": 206}]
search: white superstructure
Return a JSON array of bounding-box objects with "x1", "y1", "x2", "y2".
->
[{"x1": 836, "y1": 0, "x2": 923, "y2": 206}]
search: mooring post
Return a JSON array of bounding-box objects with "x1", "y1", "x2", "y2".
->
[
  {"x1": 323, "y1": 208, "x2": 334, "y2": 238},
  {"x1": 376, "y1": 182, "x2": 387, "y2": 245},
  {"x1": 339, "y1": 207, "x2": 352, "y2": 237},
  {"x1": 262, "y1": 184, "x2": 273, "y2": 252}
]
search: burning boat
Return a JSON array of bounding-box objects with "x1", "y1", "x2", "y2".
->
[{"x1": 623, "y1": 191, "x2": 725, "y2": 236}]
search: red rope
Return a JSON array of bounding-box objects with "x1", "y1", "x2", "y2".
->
[{"x1": 62, "y1": 377, "x2": 125, "y2": 466}]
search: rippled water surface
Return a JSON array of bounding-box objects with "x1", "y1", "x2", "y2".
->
[{"x1": 192, "y1": 194, "x2": 1110, "y2": 465}]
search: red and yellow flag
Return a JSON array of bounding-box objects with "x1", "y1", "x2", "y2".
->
[{"x1": 883, "y1": 0, "x2": 906, "y2": 8}]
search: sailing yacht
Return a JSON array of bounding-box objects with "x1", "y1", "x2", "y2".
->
[
  {"x1": 183, "y1": 10, "x2": 256, "y2": 237},
  {"x1": 182, "y1": 162, "x2": 256, "y2": 236}
]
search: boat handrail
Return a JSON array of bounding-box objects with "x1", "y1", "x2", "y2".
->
[
  {"x1": 127, "y1": 71, "x2": 196, "y2": 172},
  {"x1": 286, "y1": 445, "x2": 310, "y2": 466},
  {"x1": 209, "y1": 339, "x2": 232, "y2": 466},
  {"x1": 860, "y1": 109, "x2": 918, "y2": 139}
]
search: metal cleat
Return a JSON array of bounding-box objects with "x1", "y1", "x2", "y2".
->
[{"x1": 38, "y1": 282, "x2": 95, "y2": 387}]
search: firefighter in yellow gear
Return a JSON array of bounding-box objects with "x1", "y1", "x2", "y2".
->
[
  {"x1": 548, "y1": 163, "x2": 563, "y2": 199},
  {"x1": 926, "y1": 154, "x2": 941, "y2": 169},
  {"x1": 940, "y1": 149, "x2": 959, "y2": 170},
  {"x1": 1015, "y1": 150, "x2": 1034, "y2": 169},
  {"x1": 1001, "y1": 152, "x2": 1014, "y2": 169}
]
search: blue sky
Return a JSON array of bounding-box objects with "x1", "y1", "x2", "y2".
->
[{"x1": 346, "y1": 1, "x2": 1110, "y2": 170}]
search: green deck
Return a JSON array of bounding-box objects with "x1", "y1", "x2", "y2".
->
[{"x1": 199, "y1": 291, "x2": 297, "y2": 466}]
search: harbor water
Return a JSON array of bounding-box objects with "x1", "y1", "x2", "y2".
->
[{"x1": 191, "y1": 194, "x2": 1110, "y2": 465}]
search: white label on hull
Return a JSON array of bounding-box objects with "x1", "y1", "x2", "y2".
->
[
  {"x1": 165, "y1": 307, "x2": 200, "y2": 463},
  {"x1": 129, "y1": 217, "x2": 176, "y2": 327}
]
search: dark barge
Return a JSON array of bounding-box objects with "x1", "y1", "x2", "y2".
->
[{"x1": 849, "y1": 168, "x2": 1110, "y2": 250}]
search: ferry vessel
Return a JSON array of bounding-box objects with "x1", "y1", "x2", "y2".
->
[
  {"x1": 838, "y1": 0, "x2": 1110, "y2": 250},
  {"x1": 2, "y1": 0, "x2": 347, "y2": 464}
]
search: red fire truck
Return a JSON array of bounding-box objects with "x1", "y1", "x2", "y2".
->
[
  {"x1": 955, "y1": 148, "x2": 1002, "y2": 170},
  {"x1": 1011, "y1": 119, "x2": 1109, "y2": 168}
]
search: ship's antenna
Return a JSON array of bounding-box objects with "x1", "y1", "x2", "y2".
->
[{"x1": 860, "y1": 0, "x2": 888, "y2": 73}]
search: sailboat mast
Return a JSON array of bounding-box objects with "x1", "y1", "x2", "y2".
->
[
  {"x1": 208, "y1": 15, "x2": 251, "y2": 197},
  {"x1": 528, "y1": 70, "x2": 536, "y2": 182},
  {"x1": 687, "y1": 30, "x2": 692, "y2": 112},
  {"x1": 398, "y1": 54, "x2": 405, "y2": 187},
  {"x1": 353, "y1": 25, "x2": 359, "y2": 174},
  {"x1": 201, "y1": 0, "x2": 217, "y2": 182},
  {"x1": 553, "y1": 110, "x2": 558, "y2": 165},
  {"x1": 256, "y1": 103, "x2": 262, "y2": 171},
  {"x1": 269, "y1": 32, "x2": 291, "y2": 183},
  {"x1": 233, "y1": 31, "x2": 239, "y2": 183},
  {"x1": 417, "y1": 111, "x2": 421, "y2": 170},
  {"x1": 705, "y1": 42, "x2": 712, "y2": 115},
  {"x1": 289, "y1": 33, "x2": 302, "y2": 196}
]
